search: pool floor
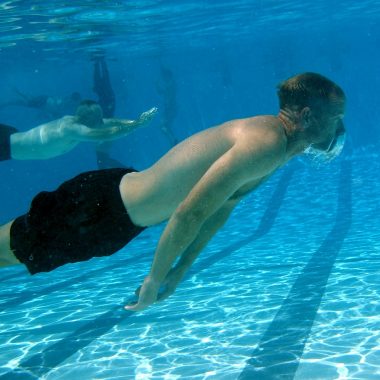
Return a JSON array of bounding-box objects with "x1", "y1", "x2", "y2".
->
[{"x1": 1, "y1": 152, "x2": 379, "y2": 379}]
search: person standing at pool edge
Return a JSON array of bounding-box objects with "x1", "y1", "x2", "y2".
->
[{"x1": 0, "y1": 73, "x2": 346, "y2": 312}]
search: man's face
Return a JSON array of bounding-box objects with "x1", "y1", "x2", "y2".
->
[
  {"x1": 302, "y1": 100, "x2": 346, "y2": 162},
  {"x1": 311, "y1": 101, "x2": 346, "y2": 153}
]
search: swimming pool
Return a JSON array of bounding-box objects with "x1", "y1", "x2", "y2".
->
[
  {"x1": 1, "y1": 147, "x2": 379, "y2": 379},
  {"x1": 1, "y1": 0, "x2": 380, "y2": 379}
]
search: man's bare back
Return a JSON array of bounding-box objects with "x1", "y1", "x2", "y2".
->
[
  {"x1": 11, "y1": 116, "x2": 80, "y2": 159},
  {"x1": 121, "y1": 115, "x2": 287, "y2": 227}
]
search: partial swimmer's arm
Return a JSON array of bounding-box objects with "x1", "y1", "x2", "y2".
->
[
  {"x1": 69, "y1": 107, "x2": 157, "y2": 142},
  {"x1": 102, "y1": 107, "x2": 157, "y2": 131}
]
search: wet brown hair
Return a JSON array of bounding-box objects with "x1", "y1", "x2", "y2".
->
[
  {"x1": 277, "y1": 72, "x2": 346, "y2": 112},
  {"x1": 75, "y1": 100, "x2": 104, "y2": 128}
]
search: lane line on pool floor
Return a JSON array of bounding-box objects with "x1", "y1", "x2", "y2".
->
[
  {"x1": 0, "y1": 249, "x2": 150, "y2": 311},
  {"x1": 238, "y1": 159, "x2": 352, "y2": 380}
]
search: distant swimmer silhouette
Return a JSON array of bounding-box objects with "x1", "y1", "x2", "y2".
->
[
  {"x1": 0, "y1": 89, "x2": 82, "y2": 120},
  {"x1": 93, "y1": 55, "x2": 115, "y2": 119},
  {"x1": 0, "y1": 100, "x2": 157, "y2": 161},
  {"x1": 0, "y1": 73, "x2": 345, "y2": 312},
  {"x1": 92, "y1": 53, "x2": 128, "y2": 169}
]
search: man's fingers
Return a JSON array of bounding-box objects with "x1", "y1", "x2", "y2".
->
[
  {"x1": 157, "y1": 287, "x2": 173, "y2": 302},
  {"x1": 143, "y1": 107, "x2": 158, "y2": 119},
  {"x1": 156, "y1": 292, "x2": 167, "y2": 301},
  {"x1": 124, "y1": 302, "x2": 146, "y2": 312},
  {"x1": 134, "y1": 286, "x2": 142, "y2": 296}
]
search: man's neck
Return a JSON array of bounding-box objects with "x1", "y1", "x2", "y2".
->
[{"x1": 277, "y1": 109, "x2": 308, "y2": 158}]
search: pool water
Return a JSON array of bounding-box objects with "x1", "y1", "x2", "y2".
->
[
  {"x1": 1, "y1": 0, "x2": 380, "y2": 379},
  {"x1": 1, "y1": 148, "x2": 379, "y2": 379}
]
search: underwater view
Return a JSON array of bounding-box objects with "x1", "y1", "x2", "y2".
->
[{"x1": 1, "y1": 1, "x2": 380, "y2": 379}]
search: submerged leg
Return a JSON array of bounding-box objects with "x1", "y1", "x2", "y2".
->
[{"x1": 0, "y1": 220, "x2": 20, "y2": 267}]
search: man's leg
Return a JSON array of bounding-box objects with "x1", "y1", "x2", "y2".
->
[{"x1": 0, "y1": 220, "x2": 20, "y2": 267}]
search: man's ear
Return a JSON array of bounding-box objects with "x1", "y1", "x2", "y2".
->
[{"x1": 300, "y1": 107, "x2": 312, "y2": 129}]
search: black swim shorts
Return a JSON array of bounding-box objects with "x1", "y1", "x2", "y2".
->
[
  {"x1": 0, "y1": 123, "x2": 18, "y2": 161},
  {"x1": 10, "y1": 168, "x2": 146, "y2": 274}
]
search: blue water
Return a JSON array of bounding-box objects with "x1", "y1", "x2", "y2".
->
[{"x1": 1, "y1": 1, "x2": 380, "y2": 379}]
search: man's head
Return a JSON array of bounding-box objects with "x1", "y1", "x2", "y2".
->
[
  {"x1": 75, "y1": 100, "x2": 104, "y2": 128},
  {"x1": 277, "y1": 72, "x2": 346, "y2": 160}
]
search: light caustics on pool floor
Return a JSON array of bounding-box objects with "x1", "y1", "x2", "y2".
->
[{"x1": 0, "y1": 152, "x2": 379, "y2": 380}]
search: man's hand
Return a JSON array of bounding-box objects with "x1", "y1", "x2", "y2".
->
[
  {"x1": 157, "y1": 267, "x2": 185, "y2": 301},
  {"x1": 124, "y1": 276, "x2": 160, "y2": 312},
  {"x1": 138, "y1": 107, "x2": 158, "y2": 124}
]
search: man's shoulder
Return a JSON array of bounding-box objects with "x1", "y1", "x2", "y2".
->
[
  {"x1": 237, "y1": 116, "x2": 286, "y2": 147},
  {"x1": 232, "y1": 116, "x2": 287, "y2": 169},
  {"x1": 56, "y1": 116, "x2": 83, "y2": 135},
  {"x1": 59, "y1": 115, "x2": 79, "y2": 126},
  {"x1": 243, "y1": 114, "x2": 281, "y2": 129}
]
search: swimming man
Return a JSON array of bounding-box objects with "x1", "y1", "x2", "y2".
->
[
  {"x1": 0, "y1": 100, "x2": 157, "y2": 160},
  {"x1": 0, "y1": 73, "x2": 346, "y2": 312}
]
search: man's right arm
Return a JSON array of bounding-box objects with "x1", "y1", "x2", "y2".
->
[
  {"x1": 156, "y1": 198, "x2": 240, "y2": 301},
  {"x1": 103, "y1": 107, "x2": 157, "y2": 129}
]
